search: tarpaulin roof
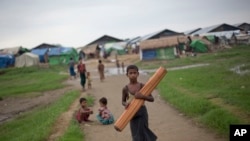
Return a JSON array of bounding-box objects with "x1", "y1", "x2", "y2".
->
[
  {"x1": 104, "y1": 42, "x2": 126, "y2": 50},
  {"x1": 48, "y1": 47, "x2": 76, "y2": 56},
  {"x1": 31, "y1": 48, "x2": 48, "y2": 55},
  {"x1": 203, "y1": 30, "x2": 240, "y2": 39},
  {"x1": 191, "y1": 23, "x2": 240, "y2": 35}
]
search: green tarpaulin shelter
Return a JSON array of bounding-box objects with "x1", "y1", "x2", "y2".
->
[
  {"x1": 156, "y1": 47, "x2": 176, "y2": 60},
  {"x1": 190, "y1": 40, "x2": 208, "y2": 53},
  {"x1": 205, "y1": 35, "x2": 215, "y2": 43},
  {"x1": 48, "y1": 47, "x2": 78, "y2": 65}
]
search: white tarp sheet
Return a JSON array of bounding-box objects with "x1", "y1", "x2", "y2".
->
[{"x1": 15, "y1": 52, "x2": 39, "y2": 67}]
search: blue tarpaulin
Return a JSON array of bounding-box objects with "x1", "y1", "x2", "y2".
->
[
  {"x1": 0, "y1": 54, "x2": 15, "y2": 68},
  {"x1": 142, "y1": 49, "x2": 157, "y2": 60},
  {"x1": 31, "y1": 46, "x2": 78, "y2": 65},
  {"x1": 48, "y1": 47, "x2": 74, "y2": 56},
  {"x1": 31, "y1": 48, "x2": 48, "y2": 62},
  {"x1": 48, "y1": 48, "x2": 63, "y2": 56}
]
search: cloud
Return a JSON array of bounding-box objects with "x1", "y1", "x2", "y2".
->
[{"x1": 0, "y1": 0, "x2": 250, "y2": 48}]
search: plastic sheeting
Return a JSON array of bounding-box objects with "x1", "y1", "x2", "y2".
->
[
  {"x1": 15, "y1": 53, "x2": 39, "y2": 68},
  {"x1": 0, "y1": 54, "x2": 15, "y2": 68},
  {"x1": 31, "y1": 48, "x2": 48, "y2": 62}
]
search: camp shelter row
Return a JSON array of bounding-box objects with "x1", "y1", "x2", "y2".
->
[
  {"x1": 31, "y1": 43, "x2": 78, "y2": 65},
  {"x1": 0, "y1": 46, "x2": 34, "y2": 68},
  {"x1": 78, "y1": 29, "x2": 212, "y2": 61},
  {"x1": 79, "y1": 35, "x2": 127, "y2": 59},
  {"x1": 185, "y1": 23, "x2": 250, "y2": 44},
  {"x1": 139, "y1": 35, "x2": 214, "y2": 60},
  {"x1": 77, "y1": 33, "x2": 208, "y2": 61},
  {"x1": 79, "y1": 22, "x2": 250, "y2": 60},
  {"x1": 0, "y1": 44, "x2": 78, "y2": 69},
  {"x1": 138, "y1": 23, "x2": 250, "y2": 60},
  {"x1": 78, "y1": 28, "x2": 184, "y2": 59},
  {"x1": 0, "y1": 51, "x2": 47, "y2": 69}
]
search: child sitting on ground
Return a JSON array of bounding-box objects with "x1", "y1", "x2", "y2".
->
[
  {"x1": 96, "y1": 97, "x2": 114, "y2": 125},
  {"x1": 76, "y1": 97, "x2": 93, "y2": 123},
  {"x1": 87, "y1": 72, "x2": 92, "y2": 89}
]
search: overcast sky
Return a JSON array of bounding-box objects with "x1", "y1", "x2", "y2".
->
[{"x1": 0, "y1": 0, "x2": 249, "y2": 49}]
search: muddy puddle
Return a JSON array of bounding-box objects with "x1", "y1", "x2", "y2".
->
[{"x1": 105, "y1": 63, "x2": 210, "y2": 76}]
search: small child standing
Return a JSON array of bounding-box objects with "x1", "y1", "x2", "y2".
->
[
  {"x1": 121, "y1": 62, "x2": 125, "y2": 73},
  {"x1": 98, "y1": 60, "x2": 105, "y2": 82},
  {"x1": 96, "y1": 97, "x2": 114, "y2": 125},
  {"x1": 76, "y1": 97, "x2": 93, "y2": 123},
  {"x1": 87, "y1": 72, "x2": 92, "y2": 89}
]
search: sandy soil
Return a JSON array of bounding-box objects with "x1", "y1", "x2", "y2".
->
[
  {"x1": 0, "y1": 54, "x2": 227, "y2": 141},
  {"x1": 0, "y1": 86, "x2": 74, "y2": 123}
]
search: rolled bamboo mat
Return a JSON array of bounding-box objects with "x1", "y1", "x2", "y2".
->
[{"x1": 114, "y1": 66, "x2": 167, "y2": 132}]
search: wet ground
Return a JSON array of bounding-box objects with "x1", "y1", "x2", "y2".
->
[
  {"x1": 230, "y1": 64, "x2": 250, "y2": 75},
  {"x1": 104, "y1": 63, "x2": 210, "y2": 76}
]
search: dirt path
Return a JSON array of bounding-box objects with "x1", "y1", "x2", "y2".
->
[{"x1": 47, "y1": 79, "x2": 84, "y2": 141}]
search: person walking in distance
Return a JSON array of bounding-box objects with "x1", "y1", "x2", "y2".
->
[
  {"x1": 77, "y1": 59, "x2": 87, "y2": 91},
  {"x1": 98, "y1": 60, "x2": 105, "y2": 82}
]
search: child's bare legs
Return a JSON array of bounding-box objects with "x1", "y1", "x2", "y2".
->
[
  {"x1": 101, "y1": 72, "x2": 105, "y2": 82},
  {"x1": 99, "y1": 71, "x2": 105, "y2": 82}
]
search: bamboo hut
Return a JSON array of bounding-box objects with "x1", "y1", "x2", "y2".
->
[{"x1": 139, "y1": 35, "x2": 186, "y2": 60}]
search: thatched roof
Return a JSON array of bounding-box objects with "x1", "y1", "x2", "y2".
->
[
  {"x1": 82, "y1": 44, "x2": 98, "y2": 54},
  {"x1": 140, "y1": 35, "x2": 187, "y2": 50},
  {"x1": 177, "y1": 36, "x2": 188, "y2": 43}
]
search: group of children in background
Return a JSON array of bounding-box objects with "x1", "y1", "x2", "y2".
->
[
  {"x1": 69, "y1": 58, "x2": 125, "y2": 91},
  {"x1": 76, "y1": 97, "x2": 114, "y2": 125}
]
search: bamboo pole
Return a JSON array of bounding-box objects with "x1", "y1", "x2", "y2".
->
[{"x1": 114, "y1": 66, "x2": 167, "y2": 132}]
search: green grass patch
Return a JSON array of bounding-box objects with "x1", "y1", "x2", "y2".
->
[
  {"x1": 58, "y1": 120, "x2": 85, "y2": 141},
  {"x1": 159, "y1": 82, "x2": 241, "y2": 135},
  {"x1": 147, "y1": 45, "x2": 250, "y2": 136},
  {"x1": 85, "y1": 95, "x2": 95, "y2": 107},
  {"x1": 0, "y1": 90, "x2": 80, "y2": 141},
  {"x1": 159, "y1": 83, "x2": 216, "y2": 117},
  {"x1": 200, "y1": 108, "x2": 240, "y2": 135},
  {"x1": 0, "y1": 66, "x2": 68, "y2": 98},
  {"x1": 164, "y1": 65, "x2": 250, "y2": 114}
]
